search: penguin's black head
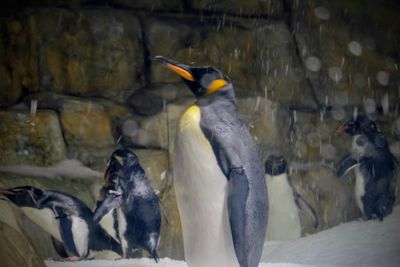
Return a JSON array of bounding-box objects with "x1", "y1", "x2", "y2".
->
[
  {"x1": 105, "y1": 148, "x2": 139, "y2": 181},
  {"x1": 154, "y1": 56, "x2": 230, "y2": 98},
  {"x1": 0, "y1": 186, "x2": 44, "y2": 208},
  {"x1": 108, "y1": 149, "x2": 139, "y2": 167},
  {"x1": 265, "y1": 155, "x2": 288, "y2": 176},
  {"x1": 336, "y1": 114, "x2": 379, "y2": 137}
]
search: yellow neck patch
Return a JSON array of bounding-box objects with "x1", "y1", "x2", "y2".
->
[
  {"x1": 180, "y1": 105, "x2": 201, "y2": 130},
  {"x1": 205, "y1": 79, "x2": 227, "y2": 95}
]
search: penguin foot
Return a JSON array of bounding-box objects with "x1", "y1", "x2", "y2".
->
[{"x1": 65, "y1": 256, "x2": 81, "y2": 262}]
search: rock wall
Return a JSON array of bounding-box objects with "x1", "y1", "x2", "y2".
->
[{"x1": 0, "y1": 0, "x2": 399, "y2": 265}]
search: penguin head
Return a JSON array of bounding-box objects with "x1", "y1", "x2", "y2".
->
[
  {"x1": 109, "y1": 148, "x2": 139, "y2": 166},
  {"x1": 104, "y1": 148, "x2": 142, "y2": 194},
  {"x1": 154, "y1": 56, "x2": 230, "y2": 98},
  {"x1": 106, "y1": 149, "x2": 139, "y2": 176},
  {"x1": 265, "y1": 155, "x2": 288, "y2": 176},
  {"x1": 0, "y1": 186, "x2": 44, "y2": 208},
  {"x1": 336, "y1": 114, "x2": 378, "y2": 136}
]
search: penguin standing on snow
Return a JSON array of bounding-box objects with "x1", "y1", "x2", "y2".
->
[
  {"x1": 93, "y1": 149, "x2": 161, "y2": 261},
  {"x1": 0, "y1": 186, "x2": 121, "y2": 260},
  {"x1": 265, "y1": 155, "x2": 318, "y2": 241},
  {"x1": 336, "y1": 114, "x2": 397, "y2": 220},
  {"x1": 155, "y1": 56, "x2": 268, "y2": 267}
]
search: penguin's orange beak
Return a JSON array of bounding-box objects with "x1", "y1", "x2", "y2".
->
[
  {"x1": 336, "y1": 123, "x2": 347, "y2": 134},
  {"x1": 154, "y1": 55, "x2": 195, "y2": 81}
]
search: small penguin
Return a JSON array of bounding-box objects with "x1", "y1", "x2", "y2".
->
[
  {"x1": 336, "y1": 114, "x2": 397, "y2": 220},
  {"x1": 264, "y1": 155, "x2": 318, "y2": 241},
  {"x1": 155, "y1": 56, "x2": 268, "y2": 267},
  {"x1": 93, "y1": 149, "x2": 161, "y2": 261},
  {"x1": 0, "y1": 186, "x2": 121, "y2": 260}
]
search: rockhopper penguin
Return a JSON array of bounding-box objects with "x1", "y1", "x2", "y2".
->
[
  {"x1": 336, "y1": 114, "x2": 397, "y2": 220},
  {"x1": 93, "y1": 148, "x2": 161, "y2": 261},
  {"x1": 0, "y1": 186, "x2": 121, "y2": 260},
  {"x1": 155, "y1": 56, "x2": 268, "y2": 267}
]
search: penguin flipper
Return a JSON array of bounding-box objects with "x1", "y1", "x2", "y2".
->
[
  {"x1": 227, "y1": 167, "x2": 250, "y2": 267},
  {"x1": 54, "y1": 208, "x2": 80, "y2": 257},
  {"x1": 51, "y1": 235, "x2": 69, "y2": 258},
  {"x1": 294, "y1": 193, "x2": 319, "y2": 229},
  {"x1": 336, "y1": 154, "x2": 360, "y2": 177},
  {"x1": 93, "y1": 194, "x2": 123, "y2": 224},
  {"x1": 90, "y1": 225, "x2": 122, "y2": 255}
]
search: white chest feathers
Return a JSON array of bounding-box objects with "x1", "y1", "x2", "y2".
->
[
  {"x1": 117, "y1": 208, "x2": 129, "y2": 257},
  {"x1": 70, "y1": 216, "x2": 89, "y2": 257},
  {"x1": 99, "y1": 211, "x2": 118, "y2": 242},
  {"x1": 21, "y1": 207, "x2": 89, "y2": 257},
  {"x1": 354, "y1": 166, "x2": 366, "y2": 215},
  {"x1": 174, "y1": 105, "x2": 239, "y2": 267},
  {"x1": 21, "y1": 207, "x2": 62, "y2": 241},
  {"x1": 265, "y1": 173, "x2": 301, "y2": 241}
]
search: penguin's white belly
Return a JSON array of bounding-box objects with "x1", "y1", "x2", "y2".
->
[
  {"x1": 70, "y1": 216, "x2": 89, "y2": 257},
  {"x1": 21, "y1": 207, "x2": 62, "y2": 241},
  {"x1": 354, "y1": 167, "x2": 365, "y2": 215},
  {"x1": 174, "y1": 105, "x2": 239, "y2": 267},
  {"x1": 117, "y1": 208, "x2": 129, "y2": 257},
  {"x1": 100, "y1": 211, "x2": 119, "y2": 242},
  {"x1": 265, "y1": 174, "x2": 301, "y2": 241}
]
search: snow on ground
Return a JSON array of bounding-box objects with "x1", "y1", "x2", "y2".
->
[
  {"x1": 46, "y1": 206, "x2": 400, "y2": 267},
  {"x1": 0, "y1": 159, "x2": 102, "y2": 179},
  {"x1": 45, "y1": 258, "x2": 313, "y2": 267}
]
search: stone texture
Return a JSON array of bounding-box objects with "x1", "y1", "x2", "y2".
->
[
  {"x1": 254, "y1": 23, "x2": 319, "y2": 108},
  {"x1": 127, "y1": 84, "x2": 196, "y2": 117},
  {"x1": 0, "y1": 110, "x2": 66, "y2": 166},
  {"x1": 0, "y1": 18, "x2": 38, "y2": 107},
  {"x1": 190, "y1": 0, "x2": 284, "y2": 16},
  {"x1": 59, "y1": 99, "x2": 115, "y2": 149},
  {"x1": 112, "y1": 0, "x2": 184, "y2": 10},
  {"x1": 36, "y1": 8, "x2": 143, "y2": 97},
  {"x1": 292, "y1": 0, "x2": 400, "y2": 110},
  {"x1": 0, "y1": 221, "x2": 45, "y2": 267},
  {"x1": 127, "y1": 102, "x2": 190, "y2": 150},
  {"x1": 0, "y1": 8, "x2": 144, "y2": 100},
  {"x1": 236, "y1": 97, "x2": 291, "y2": 158},
  {"x1": 290, "y1": 164, "x2": 358, "y2": 231}
]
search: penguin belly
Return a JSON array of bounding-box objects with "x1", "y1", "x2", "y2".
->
[
  {"x1": 99, "y1": 211, "x2": 119, "y2": 242},
  {"x1": 354, "y1": 166, "x2": 366, "y2": 215},
  {"x1": 265, "y1": 174, "x2": 301, "y2": 241},
  {"x1": 21, "y1": 207, "x2": 89, "y2": 258},
  {"x1": 174, "y1": 105, "x2": 240, "y2": 267},
  {"x1": 117, "y1": 208, "x2": 129, "y2": 257},
  {"x1": 21, "y1": 207, "x2": 62, "y2": 241},
  {"x1": 70, "y1": 216, "x2": 90, "y2": 257}
]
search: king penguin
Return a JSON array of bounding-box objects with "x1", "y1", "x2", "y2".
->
[
  {"x1": 93, "y1": 149, "x2": 161, "y2": 261},
  {"x1": 0, "y1": 186, "x2": 122, "y2": 260},
  {"x1": 264, "y1": 155, "x2": 318, "y2": 241},
  {"x1": 155, "y1": 56, "x2": 268, "y2": 267},
  {"x1": 336, "y1": 114, "x2": 397, "y2": 220}
]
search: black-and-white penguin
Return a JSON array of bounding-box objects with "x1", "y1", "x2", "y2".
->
[
  {"x1": 264, "y1": 155, "x2": 318, "y2": 241},
  {"x1": 155, "y1": 56, "x2": 268, "y2": 267},
  {"x1": 0, "y1": 186, "x2": 121, "y2": 260},
  {"x1": 93, "y1": 148, "x2": 161, "y2": 261},
  {"x1": 336, "y1": 114, "x2": 397, "y2": 220}
]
